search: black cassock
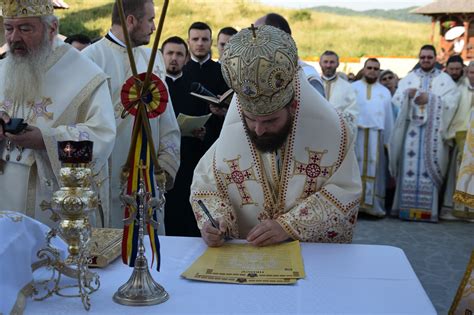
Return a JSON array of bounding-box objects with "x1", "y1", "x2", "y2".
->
[{"x1": 164, "y1": 59, "x2": 228, "y2": 236}]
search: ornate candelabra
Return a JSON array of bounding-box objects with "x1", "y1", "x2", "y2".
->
[
  {"x1": 113, "y1": 169, "x2": 169, "y2": 306},
  {"x1": 34, "y1": 141, "x2": 100, "y2": 310}
]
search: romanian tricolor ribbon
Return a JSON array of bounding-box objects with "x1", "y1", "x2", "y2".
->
[
  {"x1": 120, "y1": 73, "x2": 169, "y2": 271},
  {"x1": 116, "y1": 0, "x2": 169, "y2": 272}
]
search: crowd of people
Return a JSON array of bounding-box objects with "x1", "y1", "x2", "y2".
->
[{"x1": 1, "y1": 0, "x2": 473, "y2": 248}]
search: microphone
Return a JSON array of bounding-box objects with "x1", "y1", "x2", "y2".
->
[{"x1": 190, "y1": 82, "x2": 217, "y2": 98}]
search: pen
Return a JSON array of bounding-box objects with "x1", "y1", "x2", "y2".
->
[
  {"x1": 197, "y1": 200, "x2": 232, "y2": 240},
  {"x1": 197, "y1": 199, "x2": 219, "y2": 229}
]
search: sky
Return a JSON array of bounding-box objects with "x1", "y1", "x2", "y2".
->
[{"x1": 258, "y1": 0, "x2": 433, "y2": 11}]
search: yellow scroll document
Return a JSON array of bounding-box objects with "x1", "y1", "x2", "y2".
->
[
  {"x1": 181, "y1": 241, "x2": 305, "y2": 284},
  {"x1": 176, "y1": 113, "x2": 212, "y2": 137}
]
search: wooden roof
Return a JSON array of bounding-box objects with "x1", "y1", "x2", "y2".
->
[{"x1": 412, "y1": 0, "x2": 474, "y2": 15}]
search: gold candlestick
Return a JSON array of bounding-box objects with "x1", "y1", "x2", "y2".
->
[{"x1": 34, "y1": 141, "x2": 100, "y2": 310}]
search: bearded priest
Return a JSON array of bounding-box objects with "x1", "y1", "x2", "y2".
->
[
  {"x1": 390, "y1": 45, "x2": 459, "y2": 222},
  {"x1": 0, "y1": 0, "x2": 116, "y2": 226},
  {"x1": 190, "y1": 25, "x2": 362, "y2": 247}
]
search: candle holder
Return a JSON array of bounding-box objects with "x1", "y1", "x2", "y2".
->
[{"x1": 33, "y1": 141, "x2": 100, "y2": 310}]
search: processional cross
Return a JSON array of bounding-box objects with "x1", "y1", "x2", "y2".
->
[
  {"x1": 112, "y1": 0, "x2": 171, "y2": 307},
  {"x1": 114, "y1": 0, "x2": 169, "y2": 269}
]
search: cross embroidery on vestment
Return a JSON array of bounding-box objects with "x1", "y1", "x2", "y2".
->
[
  {"x1": 293, "y1": 149, "x2": 335, "y2": 199},
  {"x1": 219, "y1": 156, "x2": 257, "y2": 206}
]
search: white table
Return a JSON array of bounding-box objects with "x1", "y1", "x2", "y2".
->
[{"x1": 25, "y1": 236, "x2": 436, "y2": 314}]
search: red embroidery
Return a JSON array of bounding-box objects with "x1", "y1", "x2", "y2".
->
[
  {"x1": 294, "y1": 149, "x2": 335, "y2": 199},
  {"x1": 219, "y1": 157, "x2": 257, "y2": 206}
]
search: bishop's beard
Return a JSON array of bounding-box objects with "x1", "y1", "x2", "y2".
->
[
  {"x1": 3, "y1": 33, "x2": 52, "y2": 108},
  {"x1": 244, "y1": 112, "x2": 293, "y2": 153}
]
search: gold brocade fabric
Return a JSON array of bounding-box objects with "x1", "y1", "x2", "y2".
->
[
  {"x1": 449, "y1": 251, "x2": 474, "y2": 314},
  {"x1": 1, "y1": 0, "x2": 54, "y2": 18},
  {"x1": 221, "y1": 25, "x2": 298, "y2": 116},
  {"x1": 453, "y1": 110, "x2": 474, "y2": 215}
]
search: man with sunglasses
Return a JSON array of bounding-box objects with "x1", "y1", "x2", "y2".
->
[
  {"x1": 390, "y1": 44, "x2": 460, "y2": 222},
  {"x1": 352, "y1": 58, "x2": 394, "y2": 217}
]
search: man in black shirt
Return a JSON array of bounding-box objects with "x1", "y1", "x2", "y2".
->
[
  {"x1": 184, "y1": 21, "x2": 229, "y2": 151},
  {"x1": 161, "y1": 36, "x2": 203, "y2": 236}
]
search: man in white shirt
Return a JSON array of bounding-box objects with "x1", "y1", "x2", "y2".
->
[
  {"x1": 352, "y1": 58, "x2": 394, "y2": 217},
  {"x1": 319, "y1": 50, "x2": 358, "y2": 134}
]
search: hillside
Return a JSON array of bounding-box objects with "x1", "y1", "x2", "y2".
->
[
  {"x1": 311, "y1": 6, "x2": 431, "y2": 23},
  {"x1": 55, "y1": 0, "x2": 437, "y2": 58}
]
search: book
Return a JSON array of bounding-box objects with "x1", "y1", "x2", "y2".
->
[
  {"x1": 190, "y1": 88, "x2": 234, "y2": 108},
  {"x1": 88, "y1": 228, "x2": 122, "y2": 268},
  {"x1": 176, "y1": 113, "x2": 212, "y2": 137}
]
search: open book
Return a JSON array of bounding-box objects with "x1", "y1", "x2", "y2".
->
[{"x1": 190, "y1": 88, "x2": 234, "y2": 108}]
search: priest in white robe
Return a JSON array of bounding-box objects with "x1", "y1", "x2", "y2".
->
[
  {"x1": 190, "y1": 25, "x2": 361, "y2": 247},
  {"x1": 352, "y1": 58, "x2": 394, "y2": 217},
  {"x1": 82, "y1": 0, "x2": 180, "y2": 230},
  {"x1": 0, "y1": 1, "x2": 116, "y2": 227},
  {"x1": 319, "y1": 50, "x2": 359, "y2": 136},
  {"x1": 444, "y1": 62, "x2": 474, "y2": 221},
  {"x1": 453, "y1": 110, "x2": 474, "y2": 221},
  {"x1": 390, "y1": 45, "x2": 459, "y2": 222}
]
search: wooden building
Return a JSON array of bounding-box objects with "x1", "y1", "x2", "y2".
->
[{"x1": 412, "y1": 0, "x2": 474, "y2": 63}]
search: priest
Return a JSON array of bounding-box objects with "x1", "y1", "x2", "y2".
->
[
  {"x1": 0, "y1": 0, "x2": 116, "y2": 226},
  {"x1": 444, "y1": 62, "x2": 474, "y2": 221},
  {"x1": 82, "y1": 0, "x2": 180, "y2": 230},
  {"x1": 319, "y1": 50, "x2": 359, "y2": 136},
  {"x1": 352, "y1": 58, "x2": 394, "y2": 217},
  {"x1": 190, "y1": 25, "x2": 361, "y2": 247},
  {"x1": 390, "y1": 45, "x2": 459, "y2": 222}
]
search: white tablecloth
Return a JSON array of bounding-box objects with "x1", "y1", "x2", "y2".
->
[
  {"x1": 0, "y1": 211, "x2": 66, "y2": 315},
  {"x1": 24, "y1": 236, "x2": 436, "y2": 314}
]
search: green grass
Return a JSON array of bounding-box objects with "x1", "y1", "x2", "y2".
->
[{"x1": 55, "y1": 0, "x2": 438, "y2": 58}]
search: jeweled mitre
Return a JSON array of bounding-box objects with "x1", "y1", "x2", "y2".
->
[
  {"x1": 1, "y1": 0, "x2": 54, "y2": 18},
  {"x1": 220, "y1": 25, "x2": 298, "y2": 116}
]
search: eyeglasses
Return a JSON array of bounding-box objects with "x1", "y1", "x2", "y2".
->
[
  {"x1": 381, "y1": 76, "x2": 394, "y2": 81},
  {"x1": 366, "y1": 67, "x2": 380, "y2": 71},
  {"x1": 420, "y1": 56, "x2": 434, "y2": 60}
]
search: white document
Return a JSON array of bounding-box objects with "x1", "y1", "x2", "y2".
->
[{"x1": 177, "y1": 113, "x2": 212, "y2": 137}]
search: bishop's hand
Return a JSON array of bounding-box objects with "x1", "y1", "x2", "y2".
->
[
  {"x1": 246, "y1": 219, "x2": 290, "y2": 247},
  {"x1": 6, "y1": 125, "x2": 46, "y2": 150},
  {"x1": 201, "y1": 217, "x2": 228, "y2": 247}
]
